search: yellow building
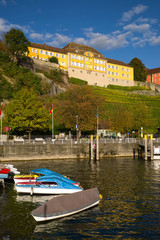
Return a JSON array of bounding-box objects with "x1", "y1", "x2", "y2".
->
[
  {"x1": 106, "y1": 58, "x2": 134, "y2": 86},
  {"x1": 28, "y1": 42, "x2": 68, "y2": 70},
  {"x1": 28, "y1": 42, "x2": 134, "y2": 87}
]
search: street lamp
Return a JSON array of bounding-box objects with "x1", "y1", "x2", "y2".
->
[{"x1": 76, "y1": 115, "x2": 78, "y2": 140}]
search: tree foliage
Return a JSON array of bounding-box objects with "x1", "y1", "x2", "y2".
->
[
  {"x1": 4, "y1": 88, "x2": 50, "y2": 138},
  {"x1": 49, "y1": 56, "x2": 58, "y2": 64},
  {"x1": 129, "y1": 57, "x2": 147, "y2": 82},
  {"x1": 4, "y1": 28, "x2": 30, "y2": 60},
  {"x1": 53, "y1": 85, "x2": 103, "y2": 133}
]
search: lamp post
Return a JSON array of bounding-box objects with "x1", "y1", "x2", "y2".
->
[{"x1": 76, "y1": 115, "x2": 78, "y2": 140}]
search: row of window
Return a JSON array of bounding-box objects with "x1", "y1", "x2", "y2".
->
[
  {"x1": 108, "y1": 77, "x2": 129, "y2": 83},
  {"x1": 94, "y1": 66, "x2": 105, "y2": 71},
  {"x1": 71, "y1": 54, "x2": 105, "y2": 65},
  {"x1": 108, "y1": 71, "x2": 130, "y2": 78},
  {"x1": 108, "y1": 65, "x2": 130, "y2": 72},
  {"x1": 32, "y1": 48, "x2": 66, "y2": 59}
]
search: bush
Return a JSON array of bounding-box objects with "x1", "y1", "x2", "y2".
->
[
  {"x1": 49, "y1": 56, "x2": 58, "y2": 64},
  {"x1": 69, "y1": 77, "x2": 88, "y2": 85}
]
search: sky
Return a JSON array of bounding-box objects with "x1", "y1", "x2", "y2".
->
[{"x1": 0, "y1": 0, "x2": 160, "y2": 69}]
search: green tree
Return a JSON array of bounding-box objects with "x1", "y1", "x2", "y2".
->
[
  {"x1": 4, "y1": 88, "x2": 50, "y2": 140},
  {"x1": 4, "y1": 28, "x2": 30, "y2": 61},
  {"x1": 129, "y1": 57, "x2": 147, "y2": 82},
  {"x1": 109, "y1": 104, "x2": 133, "y2": 134},
  {"x1": 53, "y1": 85, "x2": 103, "y2": 134},
  {"x1": 49, "y1": 56, "x2": 58, "y2": 64}
]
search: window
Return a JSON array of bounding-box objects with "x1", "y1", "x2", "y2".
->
[
  {"x1": 127, "y1": 68, "x2": 129, "y2": 72},
  {"x1": 61, "y1": 62, "x2": 65, "y2": 66},
  {"x1": 50, "y1": 52, "x2": 53, "y2": 56},
  {"x1": 116, "y1": 73, "x2": 118, "y2": 76},
  {"x1": 102, "y1": 61, "x2": 104, "y2": 65},
  {"x1": 122, "y1": 74, "x2": 125, "y2": 77},
  {"x1": 116, "y1": 66, "x2": 119, "y2": 70},
  {"x1": 71, "y1": 55, "x2": 75, "y2": 59},
  {"x1": 94, "y1": 66, "x2": 97, "y2": 70},
  {"x1": 80, "y1": 63, "x2": 83, "y2": 67},
  {"x1": 108, "y1": 71, "x2": 111, "y2": 74},
  {"x1": 112, "y1": 72, "x2": 114, "y2": 75},
  {"x1": 79, "y1": 56, "x2": 83, "y2": 60},
  {"x1": 55, "y1": 53, "x2": 59, "y2": 57},
  {"x1": 32, "y1": 48, "x2": 37, "y2": 53},
  {"x1": 112, "y1": 66, "x2": 114, "y2": 69},
  {"x1": 76, "y1": 56, "x2": 79, "y2": 60},
  {"x1": 88, "y1": 53, "x2": 90, "y2": 57},
  {"x1": 108, "y1": 65, "x2": 110, "y2": 68},
  {"x1": 122, "y1": 67, "x2": 125, "y2": 71},
  {"x1": 127, "y1": 74, "x2": 130, "y2": 78},
  {"x1": 155, "y1": 79, "x2": 157, "y2": 82},
  {"x1": 116, "y1": 79, "x2": 118, "y2": 82},
  {"x1": 155, "y1": 74, "x2": 157, "y2": 77},
  {"x1": 112, "y1": 78, "x2": 114, "y2": 82},
  {"x1": 61, "y1": 54, "x2": 65, "y2": 58},
  {"x1": 40, "y1": 50, "x2": 43, "y2": 54},
  {"x1": 94, "y1": 59, "x2": 97, "y2": 63}
]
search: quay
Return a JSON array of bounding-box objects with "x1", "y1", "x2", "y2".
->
[
  {"x1": 0, "y1": 137, "x2": 152, "y2": 161},
  {"x1": 0, "y1": 137, "x2": 160, "y2": 161}
]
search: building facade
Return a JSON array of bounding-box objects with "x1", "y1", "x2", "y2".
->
[
  {"x1": 146, "y1": 68, "x2": 160, "y2": 85},
  {"x1": 28, "y1": 42, "x2": 134, "y2": 87}
]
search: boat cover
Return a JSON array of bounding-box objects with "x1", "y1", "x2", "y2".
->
[{"x1": 31, "y1": 187, "x2": 100, "y2": 219}]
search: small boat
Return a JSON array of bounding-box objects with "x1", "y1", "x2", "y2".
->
[
  {"x1": 31, "y1": 187, "x2": 101, "y2": 222},
  {"x1": 14, "y1": 174, "x2": 39, "y2": 184},
  {"x1": 15, "y1": 176, "x2": 83, "y2": 195},
  {"x1": 14, "y1": 168, "x2": 80, "y2": 186}
]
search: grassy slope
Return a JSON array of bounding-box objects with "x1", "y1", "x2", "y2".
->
[{"x1": 92, "y1": 86, "x2": 160, "y2": 133}]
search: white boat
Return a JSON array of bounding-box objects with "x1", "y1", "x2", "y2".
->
[
  {"x1": 15, "y1": 177, "x2": 83, "y2": 195},
  {"x1": 31, "y1": 187, "x2": 101, "y2": 222}
]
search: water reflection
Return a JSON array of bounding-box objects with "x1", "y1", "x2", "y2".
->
[{"x1": 1, "y1": 157, "x2": 160, "y2": 239}]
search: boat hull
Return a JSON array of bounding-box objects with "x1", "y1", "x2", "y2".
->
[
  {"x1": 31, "y1": 188, "x2": 101, "y2": 222},
  {"x1": 15, "y1": 185, "x2": 82, "y2": 195}
]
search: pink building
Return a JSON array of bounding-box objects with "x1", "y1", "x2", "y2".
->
[{"x1": 147, "y1": 68, "x2": 160, "y2": 85}]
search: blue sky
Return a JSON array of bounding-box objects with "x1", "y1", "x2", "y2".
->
[{"x1": 0, "y1": 0, "x2": 160, "y2": 69}]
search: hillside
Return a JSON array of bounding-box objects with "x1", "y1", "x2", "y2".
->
[
  {"x1": 0, "y1": 52, "x2": 69, "y2": 100},
  {"x1": 1, "y1": 51, "x2": 160, "y2": 134}
]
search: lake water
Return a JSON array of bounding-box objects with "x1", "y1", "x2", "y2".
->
[{"x1": 1, "y1": 157, "x2": 160, "y2": 239}]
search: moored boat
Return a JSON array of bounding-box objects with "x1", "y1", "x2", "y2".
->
[
  {"x1": 31, "y1": 187, "x2": 101, "y2": 222},
  {"x1": 15, "y1": 176, "x2": 83, "y2": 195}
]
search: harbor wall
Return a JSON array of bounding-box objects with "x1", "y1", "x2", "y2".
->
[{"x1": 0, "y1": 142, "x2": 137, "y2": 161}]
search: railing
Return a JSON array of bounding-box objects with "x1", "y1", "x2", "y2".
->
[{"x1": 1, "y1": 138, "x2": 154, "y2": 145}]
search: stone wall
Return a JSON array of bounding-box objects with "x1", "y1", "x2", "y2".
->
[{"x1": 0, "y1": 142, "x2": 137, "y2": 161}]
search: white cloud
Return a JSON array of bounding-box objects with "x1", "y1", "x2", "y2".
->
[
  {"x1": 0, "y1": 0, "x2": 6, "y2": 6},
  {"x1": 47, "y1": 33, "x2": 71, "y2": 47},
  {"x1": 123, "y1": 23, "x2": 150, "y2": 33},
  {"x1": 149, "y1": 36, "x2": 160, "y2": 46},
  {"x1": 82, "y1": 28, "x2": 129, "y2": 50},
  {"x1": 29, "y1": 32, "x2": 44, "y2": 40},
  {"x1": 74, "y1": 37, "x2": 88, "y2": 45},
  {"x1": 120, "y1": 4, "x2": 148, "y2": 23}
]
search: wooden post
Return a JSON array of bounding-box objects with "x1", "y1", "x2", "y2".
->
[
  {"x1": 90, "y1": 135, "x2": 93, "y2": 160},
  {"x1": 150, "y1": 134, "x2": 153, "y2": 160},
  {"x1": 96, "y1": 135, "x2": 99, "y2": 160},
  {"x1": 144, "y1": 135, "x2": 147, "y2": 160}
]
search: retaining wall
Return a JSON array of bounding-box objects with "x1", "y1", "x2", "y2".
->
[{"x1": 0, "y1": 142, "x2": 137, "y2": 161}]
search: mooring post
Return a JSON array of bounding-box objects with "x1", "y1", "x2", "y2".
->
[
  {"x1": 144, "y1": 135, "x2": 147, "y2": 160},
  {"x1": 96, "y1": 135, "x2": 99, "y2": 160},
  {"x1": 150, "y1": 134, "x2": 153, "y2": 160},
  {"x1": 90, "y1": 135, "x2": 93, "y2": 160}
]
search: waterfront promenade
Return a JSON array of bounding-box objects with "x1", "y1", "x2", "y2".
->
[{"x1": 0, "y1": 138, "x2": 146, "y2": 161}]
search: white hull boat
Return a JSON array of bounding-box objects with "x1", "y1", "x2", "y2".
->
[{"x1": 31, "y1": 187, "x2": 101, "y2": 222}]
